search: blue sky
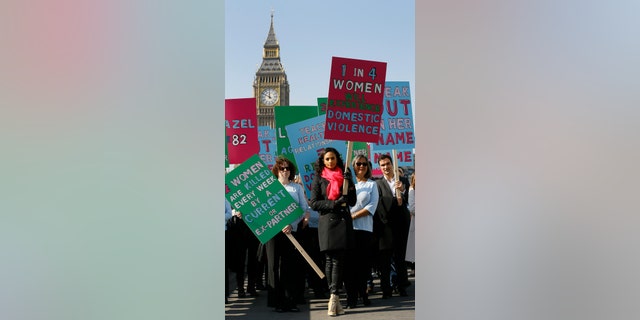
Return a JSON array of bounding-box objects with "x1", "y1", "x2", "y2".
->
[{"x1": 225, "y1": 0, "x2": 415, "y2": 107}]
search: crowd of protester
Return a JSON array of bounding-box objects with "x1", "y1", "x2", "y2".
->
[{"x1": 225, "y1": 150, "x2": 415, "y2": 316}]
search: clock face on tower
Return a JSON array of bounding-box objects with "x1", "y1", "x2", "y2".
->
[{"x1": 260, "y1": 88, "x2": 279, "y2": 106}]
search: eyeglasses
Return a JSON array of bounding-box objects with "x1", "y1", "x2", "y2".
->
[
  {"x1": 355, "y1": 162, "x2": 368, "y2": 167},
  {"x1": 280, "y1": 166, "x2": 290, "y2": 171}
]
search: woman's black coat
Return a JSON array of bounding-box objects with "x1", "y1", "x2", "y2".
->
[{"x1": 309, "y1": 173, "x2": 357, "y2": 252}]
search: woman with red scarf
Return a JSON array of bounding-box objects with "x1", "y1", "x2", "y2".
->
[{"x1": 310, "y1": 147, "x2": 357, "y2": 316}]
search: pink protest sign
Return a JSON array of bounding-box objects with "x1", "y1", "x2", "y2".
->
[
  {"x1": 325, "y1": 56, "x2": 387, "y2": 142},
  {"x1": 225, "y1": 97, "x2": 259, "y2": 165}
]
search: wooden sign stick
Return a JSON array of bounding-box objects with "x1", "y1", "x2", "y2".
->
[
  {"x1": 342, "y1": 141, "x2": 354, "y2": 196},
  {"x1": 392, "y1": 149, "x2": 403, "y2": 203},
  {"x1": 285, "y1": 232, "x2": 325, "y2": 279},
  {"x1": 392, "y1": 149, "x2": 399, "y2": 177}
]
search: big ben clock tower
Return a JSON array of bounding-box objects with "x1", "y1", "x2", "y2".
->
[{"x1": 253, "y1": 12, "x2": 290, "y2": 128}]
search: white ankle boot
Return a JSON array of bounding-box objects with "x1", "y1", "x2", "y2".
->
[
  {"x1": 334, "y1": 294, "x2": 345, "y2": 315},
  {"x1": 328, "y1": 293, "x2": 337, "y2": 316}
]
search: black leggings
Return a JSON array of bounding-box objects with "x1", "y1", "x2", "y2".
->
[{"x1": 324, "y1": 250, "x2": 346, "y2": 294}]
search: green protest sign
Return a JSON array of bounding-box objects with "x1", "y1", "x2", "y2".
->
[
  {"x1": 317, "y1": 97, "x2": 328, "y2": 115},
  {"x1": 352, "y1": 141, "x2": 369, "y2": 159},
  {"x1": 224, "y1": 135, "x2": 229, "y2": 168},
  {"x1": 224, "y1": 154, "x2": 304, "y2": 244},
  {"x1": 275, "y1": 106, "x2": 320, "y2": 170}
]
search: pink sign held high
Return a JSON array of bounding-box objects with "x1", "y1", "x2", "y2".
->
[
  {"x1": 325, "y1": 56, "x2": 387, "y2": 143},
  {"x1": 225, "y1": 97, "x2": 259, "y2": 165}
]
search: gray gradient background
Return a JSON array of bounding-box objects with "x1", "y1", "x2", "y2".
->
[
  {"x1": 1, "y1": 1, "x2": 224, "y2": 319},
  {"x1": 1, "y1": 1, "x2": 639, "y2": 320},
  {"x1": 416, "y1": 2, "x2": 639, "y2": 320}
]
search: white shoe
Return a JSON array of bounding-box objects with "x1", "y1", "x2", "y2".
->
[
  {"x1": 334, "y1": 294, "x2": 345, "y2": 315},
  {"x1": 327, "y1": 294, "x2": 337, "y2": 316},
  {"x1": 336, "y1": 301, "x2": 345, "y2": 315}
]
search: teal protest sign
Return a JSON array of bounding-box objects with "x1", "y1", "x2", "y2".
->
[
  {"x1": 370, "y1": 81, "x2": 415, "y2": 169},
  {"x1": 375, "y1": 81, "x2": 415, "y2": 151},
  {"x1": 258, "y1": 126, "x2": 277, "y2": 169},
  {"x1": 285, "y1": 115, "x2": 346, "y2": 198},
  {"x1": 275, "y1": 105, "x2": 320, "y2": 170},
  {"x1": 225, "y1": 155, "x2": 304, "y2": 244}
]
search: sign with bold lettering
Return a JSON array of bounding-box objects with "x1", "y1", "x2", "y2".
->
[
  {"x1": 351, "y1": 142, "x2": 370, "y2": 160},
  {"x1": 371, "y1": 81, "x2": 415, "y2": 170},
  {"x1": 275, "y1": 106, "x2": 320, "y2": 170},
  {"x1": 375, "y1": 81, "x2": 415, "y2": 151},
  {"x1": 371, "y1": 148, "x2": 414, "y2": 171},
  {"x1": 225, "y1": 155, "x2": 304, "y2": 244},
  {"x1": 325, "y1": 56, "x2": 387, "y2": 142},
  {"x1": 225, "y1": 98, "x2": 259, "y2": 165},
  {"x1": 285, "y1": 115, "x2": 346, "y2": 197},
  {"x1": 258, "y1": 126, "x2": 277, "y2": 169}
]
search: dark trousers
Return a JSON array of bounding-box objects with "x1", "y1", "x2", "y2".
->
[
  {"x1": 325, "y1": 250, "x2": 346, "y2": 294},
  {"x1": 344, "y1": 230, "x2": 374, "y2": 304},
  {"x1": 392, "y1": 225, "x2": 411, "y2": 289},
  {"x1": 298, "y1": 226, "x2": 327, "y2": 295},
  {"x1": 292, "y1": 231, "x2": 306, "y2": 302},
  {"x1": 256, "y1": 258, "x2": 267, "y2": 288},
  {"x1": 267, "y1": 232, "x2": 300, "y2": 310},
  {"x1": 225, "y1": 230, "x2": 231, "y2": 298},
  {"x1": 376, "y1": 248, "x2": 393, "y2": 296},
  {"x1": 235, "y1": 233, "x2": 260, "y2": 293}
]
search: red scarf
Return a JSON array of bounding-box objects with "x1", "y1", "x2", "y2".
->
[{"x1": 321, "y1": 167, "x2": 344, "y2": 200}]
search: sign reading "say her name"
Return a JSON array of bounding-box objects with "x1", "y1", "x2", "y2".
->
[
  {"x1": 325, "y1": 56, "x2": 387, "y2": 143},
  {"x1": 225, "y1": 155, "x2": 304, "y2": 244}
]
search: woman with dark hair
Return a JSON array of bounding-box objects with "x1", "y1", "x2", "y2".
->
[
  {"x1": 265, "y1": 156, "x2": 310, "y2": 312},
  {"x1": 344, "y1": 155, "x2": 379, "y2": 308},
  {"x1": 309, "y1": 147, "x2": 356, "y2": 316}
]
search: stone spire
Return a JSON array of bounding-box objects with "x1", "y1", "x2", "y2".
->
[{"x1": 264, "y1": 10, "x2": 279, "y2": 49}]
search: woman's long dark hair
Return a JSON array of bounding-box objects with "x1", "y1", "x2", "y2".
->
[{"x1": 314, "y1": 147, "x2": 345, "y2": 174}]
